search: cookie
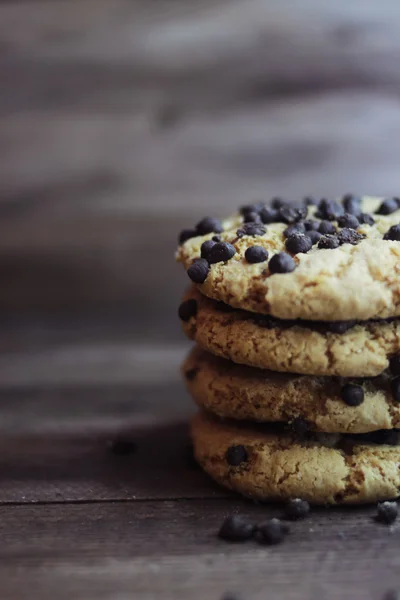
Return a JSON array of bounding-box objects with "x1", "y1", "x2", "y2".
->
[
  {"x1": 191, "y1": 412, "x2": 400, "y2": 504},
  {"x1": 176, "y1": 196, "x2": 400, "y2": 321},
  {"x1": 180, "y1": 287, "x2": 400, "y2": 377},
  {"x1": 183, "y1": 347, "x2": 400, "y2": 433}
]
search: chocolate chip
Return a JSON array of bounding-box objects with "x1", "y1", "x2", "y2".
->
[
  {"x1": 318, "y1": 220, "x2": 337, "y2": 235},
  {"x1": 245, "y1": 245, "x2": 269, "y2": 263},
  {"x1": 376, "y1": 198, "x2": 399, "y2": 215},
  {"x1": 283, "y1": 223, "x2": 306, "y2": 238},
  {"x1": 390, "y1": 355, "x2": 400, "y2": 376},
  {"x1": 341, "y1": 383, "x2": 364, "y2": 406},
  {"x1": 376, "y1": 501, "x2": 398, "y2": 524},
  {"x1": 325, "y1": 320, "x2": 357, "y2": 334},
  {"x1": 391, "y1": 377, "x2": 400, "y2": 402},
  {"x1": 218, "y1": 515, "x2": 255, "y2": 542},
  {"x1": 240, "y1": 203, "x2": 263, "y2": 217},
  {"x1": 384, "y1": 225, "x2": 400, "y2": 241},
  {"x1": 226, "y1": 445, "x2": 248, "y2": 466},
  {"x1": 268, "y1": 252, "x2": 296, "y2": 274},
  {"x1": 260, "y1": 206, "x2": 279, "y2": 224},
  {"x1": 212, "y1": 235, "x2": 222, "y2": 242},
  {"x1": 303, "y1": 196, "x2": 318, "y2": 206},
  {"x1": 271, "y1": 197, "x2": 286, "y2": 209},
  {"x1": 243, "y1": 211, "x2": 262, "y2": 223},
  {"x1": 279, "y1": 205, "x2": 307, "y2": 224},
  {"x1": 303, "y1": 219, "x2": 320, "y2": 231},
  {"x1": 285, "y1": 498, "x2": 310, "y2": 521},
  {"x1": 200, "y1": 240, "x2": 217, "y2": 260},
  {"x1": 208, "y1": 242, "x2": 236, "y2": 264},
  {"x1": 187, "y1": 258, "x2": 210, "y2": 283},
  {"x1": 237, "y1": 223, "x2": 267, "y2": 237},
  {"x1": 179, "y1": 229, "x2": 197, "y2": 245},
  {"x1": 178, "y1": 299, "x2": 198, "y2": 322},
  {"x1": 337, "y1": 228, "x2": 364, "y2": 246},
  {"x1": 358, "y1": 212, "x2": 375, "y2": 226},
  {"x1": 342, "y1": 194, "x2": 361, "y2": 216},
  {"x1": 107, "y1": 438, "x2": 137, "y2": 456},
  {"x1": 318, "y1": 235, "x2": 340, "y2": 249},
  {"x1": 307, "y1": 230, "x2": 322, "y2": 245},
  {"x1": 290, "y1": 417, "x2": 310, "y2": 438},
  {"x1": 256, "y1": 519, "x2": 289, "y2": 545},
  {"x1": 337, "y1": 213, "x2": 360, "y2": 230},
  {"x1": 285, "y1": 233, "x2": 312, "y2": 254},
  {"x1": 196, "y1": 216, "x2": 224, "y2": 235},
  {"x1": 315, "y1": 199, "x2": 344, "y2": 221},
  {"x1": 184, "y1": 368, "x2": 198, "y2": 381}
]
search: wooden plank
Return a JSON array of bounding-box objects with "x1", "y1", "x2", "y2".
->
[{"x1": 0, "y1": 499, "x2": 397, "y2": 599}]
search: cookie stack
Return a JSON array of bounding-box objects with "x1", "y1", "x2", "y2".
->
[{"x1": 176, "y1": 196, "x2": 400, "y2": 504}]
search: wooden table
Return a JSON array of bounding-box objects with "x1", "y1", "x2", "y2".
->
[{"x1": 2, "y1": 1, "x2": 400, "y2": 597}]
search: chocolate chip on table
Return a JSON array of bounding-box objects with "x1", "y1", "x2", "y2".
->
[
  {"x1": 196, "y1": 216, "x2": 224, "y2": 235},
  {"x1": 187, "y1": 258, "x2": 210, "y2": 283},
  {"x1": 260, "y1": 206, "x2": 279, "y2": 224},
  {"x1": 226, "y1": 445, "x2": 248, "y2": 466},
  {"x1": 318, "y1": 220, "x2": 337, "y2": 235},
  {"x1": 376, "y1": 198, "x2": 399, "y2": 215},
  {"x1": 107, "y1": 438, "x2": 137, "y2": 456},
  {"x1": 178, "y1": 298, "x2": 198, "y2": 321},
  {"x1": 179, "y1": 228, "x2": 197, "y2": 245},
  {"x1": 376, "y1": 501, "x2": 398, "y2": 524},
  {"x1": 278, "y1": 205, "x2": 308, "y2": 224},
  {"x1": 391, "y1": 377, "x2": 400, "y2": 402},
  {"x1": 390, "y1": 355, "x2": 400, "y2": 376},
  {"x1": 307, "y1": 230, "x2": 322, "y2": 245},
  {"x1": 303, "y1": 196, "x2": 318, "y2": 206},
  {"x1": 337, "y1": 228, "x2": 364, "y2": 246},
  {"x1": 237, "y1": 222, "x2": 267, "y2": 237},
  {"x1": 290, "y1": 417, "x2": 311, "y2": 438},
  {"x1": 303, "y1": 219, "x2": 320, "y2": 231},
  {"x1": 268, "y1": 252, "x2": 297, "y2": 274},
  {"x1": 384, "y1": 225, "x2": 400, "y2": 241},
  {"x1": 318, "y1": 235, "x2": 340, "y2": 249},
  {"x1": 315, "y1": 198, "x2": 344, "y2": 221},
  {"x1": 341, "y1": 383, "x2": 364, "y2": 406},
  {"x1": 285, "y1": 498, "x2": 310, "y2": 521},
  {"x1": 358, "y1": 212, "x2": 375, "y2": 226},
  {"x1": 283, "y1": 223, "x2": 306, "y2": 238},
  {"x1": 245, "y1": 245, "x2": 269, "y2": 263},
  {"x1": 200, "y1": 239, "x2": 217, "y2": 260},
  {"x1": 285, "y1": 233, "x2": 313, "y2": 254},
  {"x1": 337, "y1": 213, "x2": 360, "y2": 230},
  {"x1": 218, "y1": 515, "x2": 255, "y2": 542},
  {"x1": 256, "y1": 519, "x2": 289, "y2": 545},
  {"x1": 342, "y1": 194, "x2": 361, "y2": 216},
  {"x1": 208, "y1": 242, "x2": 237, "y2": 264}
]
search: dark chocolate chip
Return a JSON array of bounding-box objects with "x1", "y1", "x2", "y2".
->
[
  {"x1": 318, "y1": 235, "x2": 340, "y2": 249},
  {"x1": 376, "y1": 198, "x2": 399, "y2": 215},
  {"x1": 337, "y1": 213, "x2": 360, "y2": 230},
  {"x1": 187, "y1": 258, "x2": 210, "y2": 283},
  {"x1": 303, "y1": 219, "x2": 320, "y2": 231},
  {"x1": 256, "y1": 519, "x2": 289, "y2": 545},
  {"x1": 283, "y1": 223, "x2": 306, "y2": 238},
  {"x1": 285, "y1": 498, "x2": 310, "y2": 521},
  {"x1": 285, "y1": 233, "x2": 312, "y2": 254},
  {"x1": 212, "y1": 235, "x2": 222, "y2": 242},
  {"x1": 183, "y1": 442, "x2": 200, "y2": 470},
  {"x1": 208, "y1": 242, "x2": 236, "y2": 264},
  {"x1": 318, "y1": 220, "x2": 337, "y2": 235},
  {"x1": 358, "y1": 212, "x2": 375, "y2": 226},
  {"x1": 243, "y1": 211, "x2": 262, "y2": 223},
  {"x1": 196, "y1": 216, "x2": 224, "y2": 235},
  {"x1": 376, "y1": 501, "x2": 398, "y2": 524},
  {"x1": 107, "y1": 438, "x2": 137, "y2": 456},
  {"x1": 279, "y1": 205, "x2": 308, "y2": 224},
  {"x1": 391, "y1": 377, "x2": 400, "y2": 402},
  {"x1": 178, "y1": 299, "x2": 198, "y2": 322},
  {"x1": 268, "y1": 252, "x2": 297, "y2": 274},
  {"x1": 390, "y1": 355, "x2": 400, "y2": 376},
  {"x1": 337, "y1": 228, "x2": 364, "y2": 245},
  {"x1": 290, "y1": 417, "x2": 310, "y2": 438},
  {"x1": 303, "y1": 196, "x2": 318, "y2": 206},
  {"x1": 325, "y1": 320, "x2": 357, "y2": 334},
  {"x1": 226, "y1": 445, "x2": 248, "y2": 466},
  {"x1": 260, "y1": 206, "x2": 279, "y2": 224},
  {"x1": 315, "y1": 198, "x2": 344, "y2": 221},
  {"x1": 184, "y1": 368, "x2": 198, "y2": 381},
  {"x1": 342, "y1": 194, "x2": 361, "y2": 216},
  {"x1": 200, "y1": 239, "x2": 217, "y2": 260},
  {"x1": 245, "y1": 245, "x2": 269, "y2": 263},
  {"x1": 271, "y1": 197, "x2": 287, "y2": 209},
  {"x1": 240, "y1": 203, "x2": 263, "y2": 217},
  {"x1": 179, "y1": 228, "x2": 197, "y2": 245},
  {"x1": 383, "y1": 224, "x2": 400, "y2": 241},
  {"x1": 237, "y1": 223, "x2": 267, "y2": 237},
  {"x1": 307, "y1": 230, "x2": 322, "y2": 245},
  {"x1": 218, "y1": 515, "x2": 255, "y2": 542},
  {"x1": 341, "y1": 383, "x2": 364, "y2": 406}
]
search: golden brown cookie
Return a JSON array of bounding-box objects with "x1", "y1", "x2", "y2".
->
[
  {"x1": 191, "y1": 411, "x2": 400, "y2": 504},
  {"x1": 176, "y1": 196, "x2": 400, "y2": 321},
  {"x1": 179, "y1": 287, "x2": 400, "y2": 377},
  {"x1": 183, "y1": 347, "x2": 400, "y2": 433}
]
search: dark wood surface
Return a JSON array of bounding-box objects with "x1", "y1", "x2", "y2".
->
[{"x1": 3, "y1": 0, "x2": 400, "y2": 598}]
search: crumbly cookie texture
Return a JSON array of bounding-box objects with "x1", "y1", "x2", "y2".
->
[
  {"x1": 183, "y1": 347, "x2": 400, "y2": 434},
  {"x1": 176, "y1": 196, "x2": 400, "y2": 321},
  {"x1": 181, "y1": 287, "x2": 400, "y2": 377},
  {"x1": 191, "y1": 412, "x2": 400, "y2": 505}
]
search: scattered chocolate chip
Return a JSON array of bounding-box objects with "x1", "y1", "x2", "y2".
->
[
  {"x1": 376, "y1": 198, "x2": 399, "y2": 215},
  {"x1": 196, "y1": 216, "x2": 224, "y2": 235},
  {"x1": 285, "y1": 498, "x2": 310, "y2": 521},
  {"x1": 107, "y1": 438, "x2": 137, "y2": 456},
  {"x1": 337, "y1": 228, "x2": 364, "y2": 245},
  {"x1": 240, "y1": 203, "x2": 263, "y2": 217},
  {"x1": 341, "y1": 383, "x2": 364, "y2": 406},
  {"x1": 391, "y1": 377, "x2": 400, "y2": 402},
  {"x1": 178, "y1": 299, "x2": 198, "y2": 322},
  {"x1": 384, "y1": 225, "x2": 400, "y2": 241},
  {"x1": 245, "y1": 245, "x2": 269, "y2": 263},
  {"x1": 303, "y1": 196, "x2": 318, "y2": 206},
  {"x1": 376, "y1": 501, "x2": 398, "y2": 524},
  {"x1": 268, "y1": 252, "x2": 296, "y2": 274},
  {"x1": 290, "y1": 417, "x2": 311, "y2": 438},
  {"x1": 183, "y1": 442, "x2": 200, "y2": 470},
  {"x1": 303, "y1": 219, "x2": 320, "y2": 231},
  {"x1": 187, "y1": 258, "x2": 210, "y2": 284},
  {"x1": 285, "y1": 233, "x2": 312, "y2": 254},
  {"x1": 237, "y1": 223, "x2": 267, "y2": 237},
  {"x1": 256, "y1": 519, "x2": 289, "y2": 545},
  {"x1": 260, "y1": 206, "x2": 279, "y2": 224},
  {"x1": 390, "y1": 355, "x2": 400, "y2": 376},
  {"x1": 179, "y1": 228, "x2": 197, "y2": 245},
  {"x1": 337, "y1": 213, "x2": 360, "y2": 230},
  {"x1": 271, "y1": 197, "x2": 286, "y2": 209},
  {"x1": 212, "y1": 235, "x2": 222, "y2": 242},
  {"x1": 358, "y1": 212, "x2": 375, "y2": 226},
  {"x1": 283, "y1": 222, "x2": 306, "y2": 238},
  {"x1": 218, "y1": 515, "x2": 255, "y2": 542},
  {"x1": 318, "y1": 235, "x2": 340, "y2": 249},
  {"x1": 315, "y1": 198, "x2": 344, "y2": 221},
  {"x1": 307, "y1": 230, "x2": 322, "y2": 245},
  {"x1": 325, "y1": 320, "x2": 357, "y2": 334},
  {"x1": 185, "y1": 368, "x2": 198, "y2": 381},
  {"x1": 226, "y1": 445, "x2": 248, "y2": 466},
  {"x1": 200, "y1": 239, "x2": 217, "y2": 260},
  {"x1": 208, "y1": 242, "x2": 237, "y2": 264},
  {"x1": 279, "y1": 205, "x2": 307, "y2": 224},
  {"x1": 318, "y1": 220, "x2": 337, "y2": 235},
  {"x1": 342, "y1": 194, "x2": 361, "y2": 216}
]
